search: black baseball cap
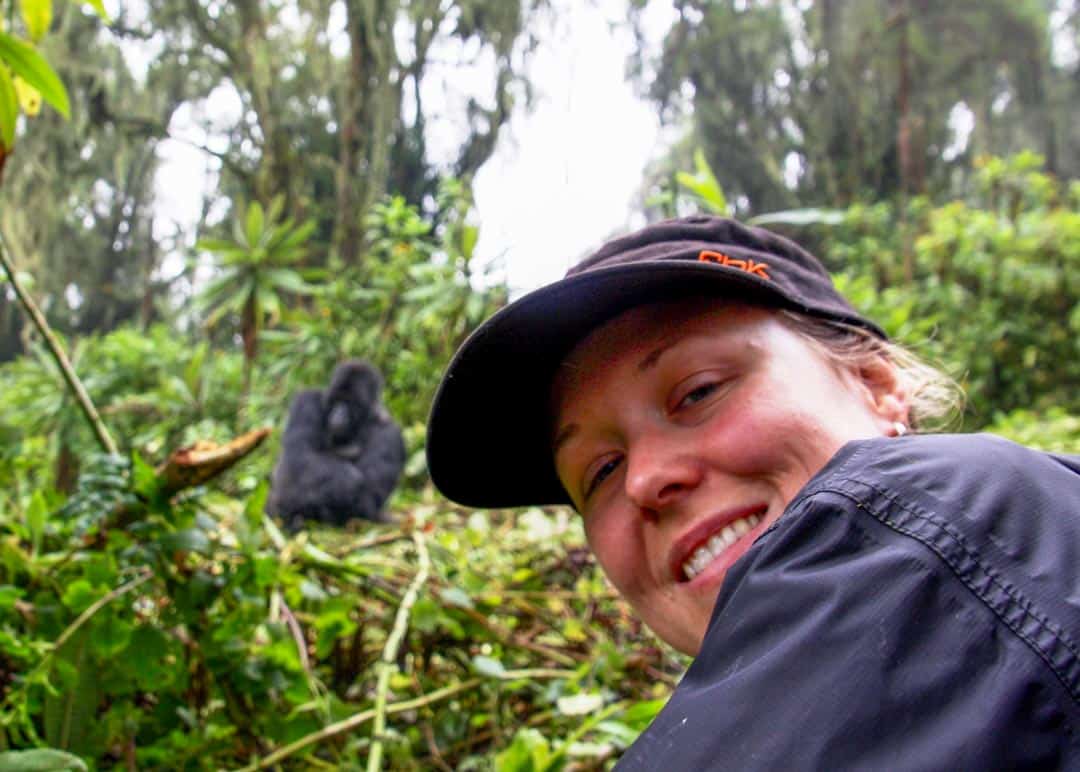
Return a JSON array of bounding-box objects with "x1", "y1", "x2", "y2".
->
[{"x1": 426, "y1": 215, "x2": 884, "y2": 509}]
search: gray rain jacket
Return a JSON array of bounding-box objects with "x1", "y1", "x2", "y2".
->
[{"x1": 617, "y1": 433, "x2": 1080, "y2": 771}]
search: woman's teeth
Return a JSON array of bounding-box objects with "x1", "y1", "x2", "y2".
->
[{"x1": 683, "y1": 513, "x2": 762, "y2": 580}]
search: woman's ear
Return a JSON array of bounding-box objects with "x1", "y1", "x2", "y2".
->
[{"x1": 854, "y1": 355, "x2": 910, "y2": 428}]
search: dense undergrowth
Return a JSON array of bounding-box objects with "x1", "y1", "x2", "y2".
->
[{"x1": 0, "y1": 452, "x2": 682, "y2": 769}]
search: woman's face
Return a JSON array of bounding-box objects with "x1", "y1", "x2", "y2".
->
[{"x1": 551, "y1": 300, "x2": 906, "y2": 655}]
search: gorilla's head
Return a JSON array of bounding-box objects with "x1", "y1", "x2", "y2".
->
[{"x1": 324, "y1": 360, "x2": 383, "y2": 446}]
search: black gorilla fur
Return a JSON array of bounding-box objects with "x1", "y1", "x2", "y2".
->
[{"x1": 267, "y1": 360, "x2": 405, "y2": 528}]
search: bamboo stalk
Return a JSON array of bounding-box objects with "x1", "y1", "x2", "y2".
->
[{"x1": 367, "y1": 521, "x2": 431, "y2": 772}]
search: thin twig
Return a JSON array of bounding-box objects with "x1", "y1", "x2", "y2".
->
[
  {"x1": 0, "y1": 231, "x2": 119, "y2": 455},
  {"x1": 422, "y1": 722, "x2": 454, "y2": 772},
  {"x1": 52, "y1": 569, "x2": 152, "y2": 652},
  {"x1": 499, "y1": 667, "x2": 579, "y2": 680},
  {"x1": 278, "y1": 594, "x2": 312, "y2": 675},
  {"x1": 237, "y1": 678, "x2": 483, "y2": 771},
  {"x1": 367, "y1": 520, "x2": 431, "y2": 772},
  {"x1": 456, "y1": 605, "x2": 580, "y2": 666}
]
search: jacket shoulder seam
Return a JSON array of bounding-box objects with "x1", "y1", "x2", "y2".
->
[{"x1": 808, "y1": 472, "x2": 1080, "y2": 710}]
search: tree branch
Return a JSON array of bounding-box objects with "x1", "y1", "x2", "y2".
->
[{"x1": 0, "y1": 230, "x2": 118, "y2": 455}]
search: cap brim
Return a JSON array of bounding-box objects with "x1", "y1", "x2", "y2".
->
[{"x1": 426, "y1": 260, "x2": 806, "y2": 509}]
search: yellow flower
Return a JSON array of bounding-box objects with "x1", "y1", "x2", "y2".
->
[{"x1": 13, "y1": 77, "x2": 41, "y2": 117}]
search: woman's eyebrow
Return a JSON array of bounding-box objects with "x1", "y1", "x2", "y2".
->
[
  {"x1": 638, "y1": 340, "x2": 675, "y2": 372},
  {"x1": 552, "y1": 423, "x2": 578, "y2": 456}
]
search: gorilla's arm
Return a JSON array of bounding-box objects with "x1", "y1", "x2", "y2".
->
[{"x1": 349, "y1": 408, "x2": 406, "y2": 521}]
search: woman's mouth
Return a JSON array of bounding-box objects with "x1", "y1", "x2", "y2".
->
[{"x1": 674, "y1": 505, "x2": 769, "y2": 582}]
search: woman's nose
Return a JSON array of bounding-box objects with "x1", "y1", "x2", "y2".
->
[{"x1": 623, "y1": 433, "x2": 702, "y2": 513}]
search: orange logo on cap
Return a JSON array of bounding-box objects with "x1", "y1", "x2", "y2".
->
[{"x1": 697, "y1": 250, "x2": 771, "y2": 280}]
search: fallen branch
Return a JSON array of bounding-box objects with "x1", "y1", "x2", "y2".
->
[{"x1": 154, "y1": 427, "x2": 272, "y2": 498}]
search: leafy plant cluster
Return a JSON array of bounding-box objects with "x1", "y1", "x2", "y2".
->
[
  {"x1": 828, "y1": 152, "x2": 1080, "y2": 438},
  {"x1": 0, "y1": 181, "x2": 503, "y2": 503},
  {"x1": 0, "y1": 452, "x2": 680, "y2": 769}
]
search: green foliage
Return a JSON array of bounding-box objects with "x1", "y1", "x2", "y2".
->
[
  {"x1": 0, "y1": 455, "x2": 682, "y2": 767},
  {"x1": 0, "y1": 31, "x2": 68, "y2": 119},
  {"x1": 632, "y1": 0, "x2": 1079, "y2": 213},
  {"x1": 829, "y1": 153, "x2": 1079, "y2": 431},
  {"x1": 259, "y1": 181, "x2": 508, "y2": 479},
  {"x1": 0, "y1": 0, "x2": 107, "y2": 151},
  {"x1": 196, "y1": 196, "x2": 318, "y2": 387},
  {"x1": 983, "y1": 409, "x2": 1080, "y2": 455}
]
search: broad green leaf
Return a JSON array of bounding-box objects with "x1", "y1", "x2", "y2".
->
[
  {"x1": 0, "y1": 585, "x2": 24, "y2": 612},
  {"x1": 158, "y1": 528, "x2": 211, "y2": 554},
  {"x1": 0, "y1": 749, "x2": 88, "y2": 771},
  {"x1": 675, "y1": 148, "x2": 726, "y2": 214},
  {"x1": 25, "y1": 489, "x2": 46, "y2": 555},
  {"x1": 265, "y1": 267, "x2": 313, "y2": 294},
  {"x1": 0, "y1": 67, "x2": 16, "y2": 149},
  {"x1": 61, "y1": 580, "x2": 98, "y2": 613},
  {"x1": 0, "y1": 31, "x2": 68, "y2": 118},
  {"x1": 266, "y1": 218, "x2": 316, "y2": 255},
  {"x1": 130, "y1": 450, "x2": 158, "y2": 499},
  {"x1": 20, "y1": 0, "x2": 53, "y2": 42},
  {"x1": 460, "y1": 224, "x2": 479, "y2": 259},
  {"x1": 125, "y1": 626, "x2": 175, "y2": 690},
  {"x1": 494, "y1": 729, "x2": 551, "y2": 772},
  {"x1": 244, "y1": 479, "x2": 269, "y2": 530},
  {"x1": 257, "y1": 283, "x2": 280, "y2": 323},
  {"x1": 245, "y1": 201, "x2": 265, "y2": 248},
  {"x1": 748, "y1": 208, "x2": 846, "y2": 227},
  {"x1": 619, "y1": 698, "x2": 667, "y2": 729},
  {"x1": 195, "y1": 237, "x2": 242, "y2": 253},
  {"x1": 89, "y1": 613, "x2": 132, "y2": 658},
  {"x1": 265, "y1": 193, "x2": 285, "y2": 223},
  {"x1": 593, "y1": 720, "x2": 641, "y2": 747}
]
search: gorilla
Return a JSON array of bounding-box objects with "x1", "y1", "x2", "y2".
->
[{"x1": 266, "y1": 360, "x2": 406, "y2": 529}]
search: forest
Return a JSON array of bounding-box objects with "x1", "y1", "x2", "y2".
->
[{"x1": 0, "y1": 0, "x2": 1077, "y2": 769}]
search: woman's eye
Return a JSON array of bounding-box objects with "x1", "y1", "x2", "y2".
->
[
  {"x1": 677, "y1": 381, "x2": 720, "y2": 410},
  {"x1": 585, "y1": 457, "x2": 621, "y2": 498}
]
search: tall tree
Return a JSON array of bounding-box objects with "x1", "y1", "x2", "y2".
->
[
  {"x1": 142, "y1": 0, "x2": 542, "y2": 265},
  {"x1": 630, "y1": 0, "x2": 1069, "y2": 213}
]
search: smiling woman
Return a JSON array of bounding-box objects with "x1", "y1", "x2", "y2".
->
[{"x1": 426, "y1": 216, "x2": 1080, "y2": 770}]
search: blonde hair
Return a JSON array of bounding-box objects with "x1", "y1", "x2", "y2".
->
[{"x1": 777, "y1": 310, "x2": 965, "y2": 432}]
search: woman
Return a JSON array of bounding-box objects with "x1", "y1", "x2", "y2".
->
[{"x1": 427, "y1": 216, "x2": 1080, "y2": 769}]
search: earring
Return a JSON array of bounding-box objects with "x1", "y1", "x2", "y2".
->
[{"x1": 892, "y1": 421, "x2": 908, "y2": 437}]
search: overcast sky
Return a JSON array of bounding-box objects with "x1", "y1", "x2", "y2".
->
[{"x1": 469, "y1": 1, "x2": 675, "y2": 294}]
